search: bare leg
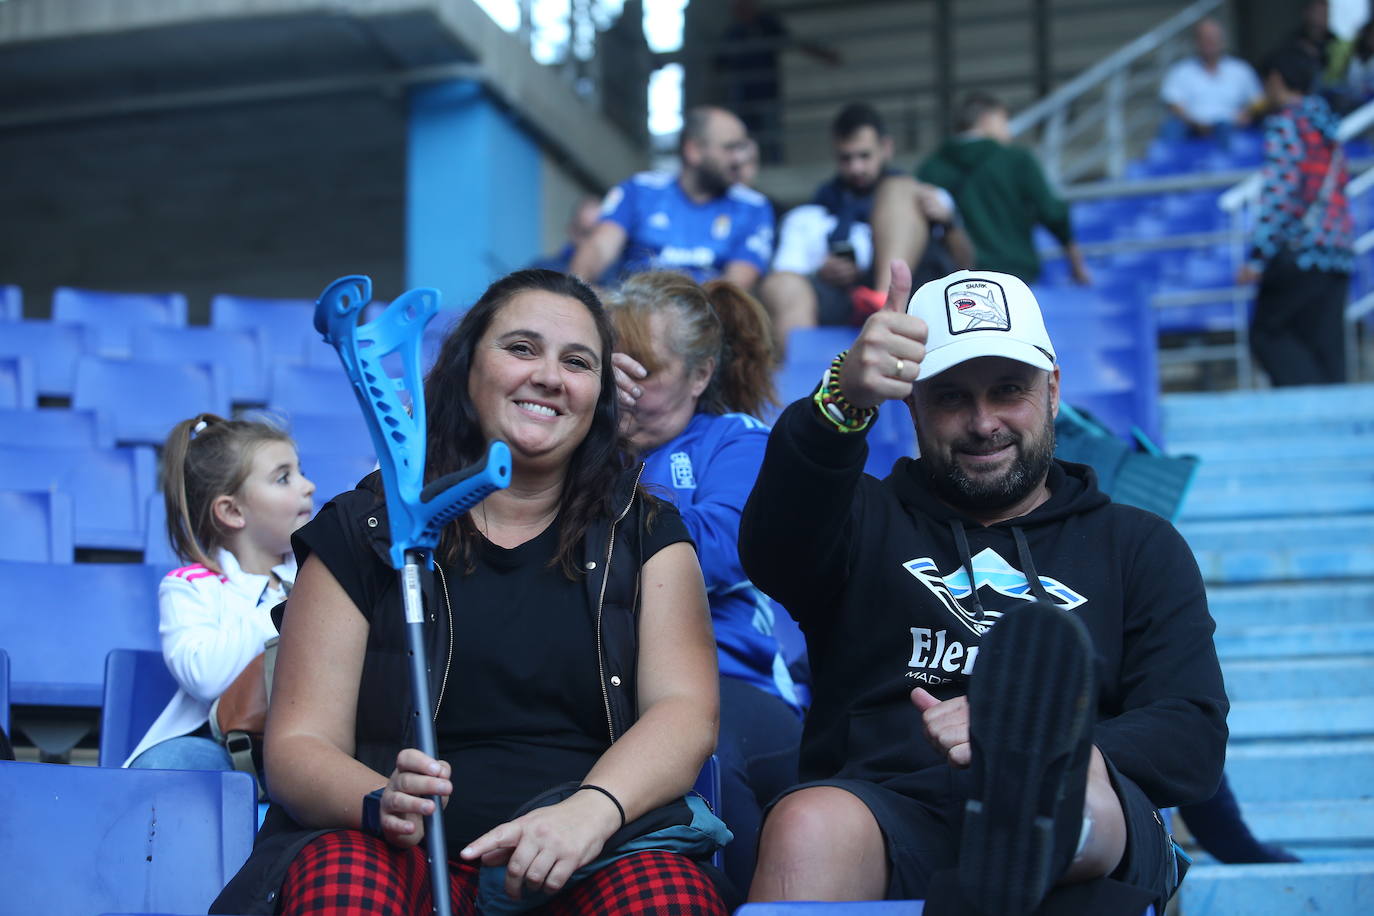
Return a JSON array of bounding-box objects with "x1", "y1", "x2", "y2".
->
[
  {"x1": 759, "y1": 270, "x2": 819, "y2": 353},
  {"x1": 1061, "y1": 746, "x2": 1127, "y2": 883},
  {"x1": 870, "y1": 175, "x2": 930, "y2": 293},
  {"x1": 748, "y1": 786, "x2": 889, "y2": 902}
]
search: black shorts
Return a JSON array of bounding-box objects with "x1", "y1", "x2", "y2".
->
[
  {"x1": 773, "y1": 758, "x2": 1185, "y2": 907},
  {"x1": 810, "y1": 275, "x2": 855, "y2": 327}
]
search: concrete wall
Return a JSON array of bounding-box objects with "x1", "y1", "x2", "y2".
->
[{"x1": 0, "y1": 93, "x2": 407, "y2": 322}]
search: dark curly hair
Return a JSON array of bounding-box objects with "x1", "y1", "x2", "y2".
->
[{"x1": 423, "y1": 269, "x2": 628, "y2": 578}]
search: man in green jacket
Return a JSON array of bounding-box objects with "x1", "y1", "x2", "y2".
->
[{"x1": 918, "y1": 93, "x2": 1091, "y2": 286}]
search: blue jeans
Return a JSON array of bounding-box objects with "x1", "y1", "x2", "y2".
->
[{"x1": 128, "y1": 735, "x2": 233, "y2": 771}]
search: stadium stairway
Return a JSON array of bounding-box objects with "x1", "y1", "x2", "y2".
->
[{"x1": 1164, "y1": 383, "x2": 1374, "y2": 914}]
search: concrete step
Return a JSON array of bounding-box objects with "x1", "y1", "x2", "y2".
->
[
  {"x1": 1176, "y1": 861, "x2": 1374, "y2": 915},
  {"x1": 1238, "y1": 799, "x2": 1374, "y2": 845},
  {"x1": 1215, "y1": 623, "x2": 1374, "y2": 661},
  {"x1": 1163, "y1": 383, "x2": 1374, "y2": 429},
  {"x1": 1174, "y1": 437, "x2": 1374, "y2": 463},
  {"x1": 1223, "y1": 657, "x2": 1374, "y2": 702},
  {"x1": 1224, "y1": 739, "x2": 1374, "y2": 803},
  {"x1": 1181, "y1": 516, "x2": 1374, "y2": 583},
  {"x1": 1228, "y1": 697, "x2": 1374, "y2": 741},
  {"x1": 1179, "y1": 484, "x2": 1374, "y2": 520},
  {"x1": 1206, "y1": 581, "x2": 1374, "y2": 628}
]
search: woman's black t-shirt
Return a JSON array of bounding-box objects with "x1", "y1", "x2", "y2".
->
[{"x1": 299, "y1": 501, "x2": 690, "y2": 849}]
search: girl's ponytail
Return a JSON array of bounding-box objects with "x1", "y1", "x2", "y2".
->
[{"x1": 702, "y1": 280, "x2": 779, "y2": 418}]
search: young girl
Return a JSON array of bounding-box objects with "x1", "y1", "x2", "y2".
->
[{"x1": 125, "y1": 413, "x2": 315, "y2": 769}]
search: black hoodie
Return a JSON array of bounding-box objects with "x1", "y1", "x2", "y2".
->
[{"x1": 740, "y1": 399, "x2": 1228, "y2": 809}]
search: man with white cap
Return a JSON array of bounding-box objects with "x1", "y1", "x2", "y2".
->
[{"x1": 738, "y1": 263, "x2": 1227, "y2": 915}]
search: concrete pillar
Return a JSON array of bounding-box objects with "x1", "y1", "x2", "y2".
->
[{"x1": 407, "y1": 80, "x2": 541, "y2": 309}]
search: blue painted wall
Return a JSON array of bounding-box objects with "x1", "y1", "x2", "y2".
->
[{"x1": 407, "y1": 80, "x2": 542, "y2": 311}]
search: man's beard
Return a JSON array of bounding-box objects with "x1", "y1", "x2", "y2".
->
[
  {"x1": 697, "y1": 160, "x2": 733, "y2": 197},
  {"x1": 920, "y1": 412, "x2": 1056, "y2": 513}
]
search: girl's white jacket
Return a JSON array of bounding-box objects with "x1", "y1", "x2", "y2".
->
[{"x1": 123, "y1": 547, "x2": 296, "y2": 766}]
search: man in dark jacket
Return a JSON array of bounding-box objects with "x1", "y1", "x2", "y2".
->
[
  {"x1": 739, "y1": 263, "x2": 1227, "y2": 914},
  {"x1": 918, "y1": 94, "x2": 1091, "y2": 286}
]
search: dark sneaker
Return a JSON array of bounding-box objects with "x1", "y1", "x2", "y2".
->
[{"x1": 960, "y1": 600, "x2": 1096, "y2": 916}]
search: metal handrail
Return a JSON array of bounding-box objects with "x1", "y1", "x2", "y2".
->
[{"x1": 1008, "y1": 0, "x2": 1222, "y2": 138}]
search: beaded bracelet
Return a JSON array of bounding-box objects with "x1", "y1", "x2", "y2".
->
[{"x1": 813, "y1": 350, "x2": 877, "y2": 434}]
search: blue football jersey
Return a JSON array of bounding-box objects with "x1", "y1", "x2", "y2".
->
[{"x1": 601, "y1": 171, "x2": 775, "y2": 282}]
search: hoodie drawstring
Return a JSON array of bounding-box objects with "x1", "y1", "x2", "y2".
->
[
  {"x1": 949, "y1": 520, "x2": 985, "y2": 620},
  {"x1": 1012, "y1": 526, "x2": 1054, "y2": 604}
]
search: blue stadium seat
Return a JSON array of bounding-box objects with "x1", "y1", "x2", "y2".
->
[
  {"x1": 0, "y1": 284, "x2": 20, "y2": 320},
  {"x1": 99, "y1": 648, "x2": 178, "y2": 767},
  {"x1": 73, "y1": 356, "x2": 230, "y2": 447},
  {"x1": 52, "y1": 286, "x2": 188, "y2": 358},
  {"x1": 692, "y1": 754, "x2": 724, "y2": 869},
  {"x1": 142, "y1": 492, "x2": 180, "y2": 569},
  {"x1": 132, "y1": 325, "x2": 267, "y2": 405},
  {"x1": 299, "y1": 450, "x2": 377, "y2": 505},
  {"x1": 0, "y1": 354, "x2": 35, "y2": 408},
  {"x1": 0, "y1": 761, "x2": 255, "y2": 915},
  {"x1": 0, "y1": 443, "x2": 157, "y2": 551},
  {"x1": 0, "y1": 560, "x2": 165, "y2": 707},
  {"x1": 0, "y1": 648, "x2": 10, "y2": 734},
  {"x1": 275, "y1": 411, "x2": 376, "y2": 460},
  {"x1": 267, "y1": 364, "x2": 360, "y2": 419},
  {"x1": 0, "y1": 489, "x2": 74, "y2": 562},
  {"x1": 209, "y1": 294, "x2": 318, "y2": 369},
  {"x1": 0, "y1": 319, "x2": 92, "y2": 398},
  {"x1": 0, "y1": 407, "x2": 110, "y2": 448}
]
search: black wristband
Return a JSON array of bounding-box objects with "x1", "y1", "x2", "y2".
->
[
  {"x1": 577, "y1": 783, "x2": 626, "y2": 829},
  {"x1": 361, "y1": 787, "x2": 386, "y2": 838}
]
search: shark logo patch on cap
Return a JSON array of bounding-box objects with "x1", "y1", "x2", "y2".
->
[{"x1": 945, "y1": 279, "x2": 1011, "y2": 335}]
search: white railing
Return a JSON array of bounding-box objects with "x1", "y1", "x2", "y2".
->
[{"x1": 1008, "y1": 0, "x2": 1223, "y2": 185}]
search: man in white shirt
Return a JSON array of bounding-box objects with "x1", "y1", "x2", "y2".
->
[{"x1": 1160, "y1": 18, "x2": 1264, "y2": 142}]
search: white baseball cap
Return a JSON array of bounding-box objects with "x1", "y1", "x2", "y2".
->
[{"x1": 906, "y1": 270, "x2": 1056, "y2": 380}]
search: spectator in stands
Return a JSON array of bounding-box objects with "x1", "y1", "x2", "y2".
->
[
  {"x1": 1238, "y1": 47, "x2": 1354, "y2": 387},
  {"x1": 1283, "y1": 0, "x2": 1342, "y2": 87},
  {"x1": 213, "y1": 269, "x2": 729, "y2": 915},
  {"x1": 761, "y1": 103, "x2": 973, "y2": 343},
  {"x1": 570, "y1": 106, "x2": 775, "y2": 289},
  {"x1": 126, "y1": 414, "x2": 315, "y2": 776},
  {"x1": 1159, "y1": 18, "x2": 1263, "y2": 145},
  {"x1": 739, "y1": 264, "x2": 1226, "y2": 912},
  {"x1": 918, "y1": 93, "x2": 1091, "y2": 286},
  {"x1": 605, "y1": 271, "x2": 801, "y2": 894},
  {"x1": 529, "y1": 196, "x2": 618, "y2": 287}
]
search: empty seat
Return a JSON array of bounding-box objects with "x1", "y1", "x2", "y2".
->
[
  {"x1": 99, "y1": 648, "x2": 179, "y2": 767},
  {"x1": 0, "y1": 489, "x2": 74, "y2": 562},
  {"x1": 0, "y1": 354, "x2": 35, "y2": 408},
  {"x1": 0, "y1": 560, "x2": 165, "y2": 707},
  {"x1": 267, "y1": 363, "x2": 360, "y2": 419},
  {"x1": 0, "y1": 443, "x2": 157, "y2": 550},
  {"x1": 73, "y1": 356, "x2": 230, "y2": 447},
  {"x1": 299, "y1": 451, "x2": 377, "y2": 505},
  {"x1": 142, "y1": 492, "x2": 180, "y2": 569},
  {"x1": 52, "y1": 286, "x2": 188, "y2": 358},
  {"x1": 210, "y1": 293, "x2": 318, "y2": 369},
  {"x1": 0, "y1": 319, "x2": 92, "y2": 398},
  {"x1": 276, "y1": 410, "x2": 377, "y2": 460},
  {"x1": 0, "y1": 284, "x2": 19, "y2": 320},
  {"x1": 0, "y1": 761, "x2": 255, "y2": 915},
  {"x1": 132, "y1": 325, "x2": 267, "y2": 404},
  {"x1": 0, "y1": 407, "x2": 109, "y2": 449}
]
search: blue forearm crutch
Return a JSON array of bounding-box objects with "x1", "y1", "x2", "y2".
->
[{"x1": 315, "y1": 275, "x2": 511, "y2": 916}]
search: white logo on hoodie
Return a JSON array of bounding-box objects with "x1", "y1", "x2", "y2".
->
[{"x1": 902, "y1": 546, "x2": 1086, "y2": 637}]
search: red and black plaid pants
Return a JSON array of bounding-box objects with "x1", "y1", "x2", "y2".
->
[{"x1": 279, "y1": 829, "x2": 728, "y2": 915}]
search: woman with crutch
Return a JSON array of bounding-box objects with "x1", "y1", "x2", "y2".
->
[{"x1": 212, "y1": 269, "x2": 729, "y2": 915}]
